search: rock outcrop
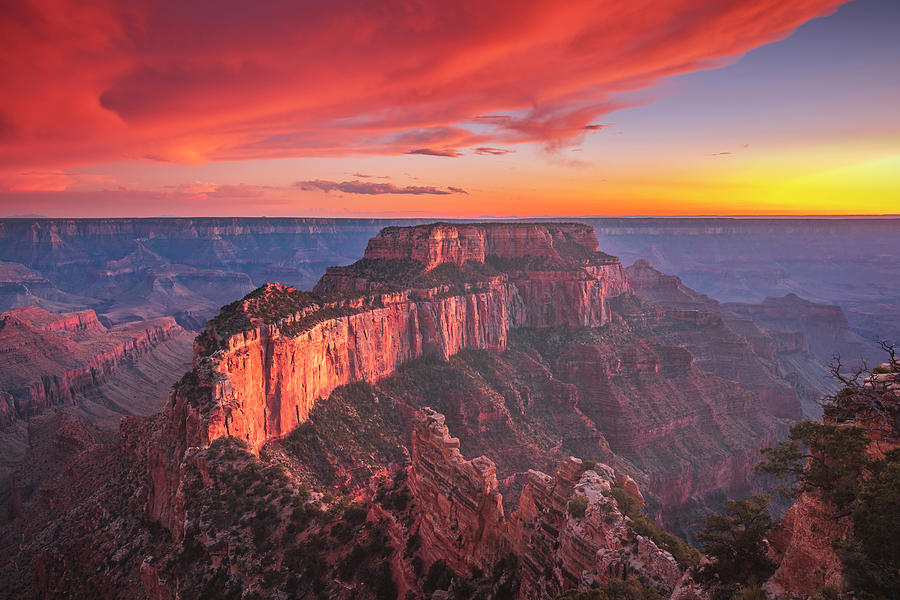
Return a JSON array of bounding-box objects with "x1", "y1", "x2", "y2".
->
[
  {"x1": 766, "y1": 359, "x2": 900, "y2": 598},
  {"x1": 361, "y1": 222, "x2": 603, "y2": 270},
  {"x1": 409, "y1": 408, "x2": 687, "y2": 598},
  {"x1": 765, "y1": 492, "x2": 848, "y2": 597},
  {"x1": 408, "y1": 408, "x2": 509, "y2": 574}
]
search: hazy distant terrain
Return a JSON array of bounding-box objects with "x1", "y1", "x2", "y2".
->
[
  {"x1": 2, "y1": 217, "x2": 895, "y2": 344},
  {"x1": 587, "y1": 218, "x2": 900, "y2": 346},
  {"x1": 0, "y1": 218, "x2": 422, "y2": 328}
]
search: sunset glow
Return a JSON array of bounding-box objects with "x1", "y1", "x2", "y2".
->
[{"x1": 1, "y1": 0, "x2": 897, "y2": 216}]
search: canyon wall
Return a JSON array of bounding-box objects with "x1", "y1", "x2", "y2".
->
[
  {"x1": 201, "y1": 281, "x2": 520, "y2": 452},
  {"x1": 0, "y1": 306, "x2": 186, "y2": 427}
]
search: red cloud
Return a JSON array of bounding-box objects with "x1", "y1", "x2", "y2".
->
[
  {"x1": 0, "y1": 0, "x2": 846, "y2": 171},
  {"x1": 296, "y1": 180, "x2": 466, "y2": 195}
]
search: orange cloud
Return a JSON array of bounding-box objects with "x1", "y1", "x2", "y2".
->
[
  {"x1": 0, "y1": 0, "x2": 847, "y2": 171},
  {"x1": 0, "y1": 171, "x2": 75, "y2": 192},
  {"x1": 0, "y1": 170, "x2": 118, "y2": 192}
]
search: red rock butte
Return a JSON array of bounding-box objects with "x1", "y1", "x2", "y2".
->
[{"x1": 164, "y1": 222, "x2": 628, "y2": 463}]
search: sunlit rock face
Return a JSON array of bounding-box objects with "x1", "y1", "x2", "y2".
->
[
  {"x1": 360, "y1": 222, "x2": 603, "y2": 269},
  {"x1": 170, "y1": 222, "x2": 628, "y2": 454}
]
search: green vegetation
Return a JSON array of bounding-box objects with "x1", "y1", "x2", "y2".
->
[
  {"x1": 605, "y1": 486, "x2": 700, "y2": 570},
  {"x1": 696, "y1": 495, "x2": 777, "y2": 600},
  {"x1": 554, "y1": 577, "x2": 661, "y2": 600},
  {"x1": 567, "y1": 494, "x2": 588, "y2": 518},
  {"x1": 279, "y1": 381, "x2": 407, "y2": 488},
  {"x1": 171, "y1": 369, "x2": 218, "y2": 409},
  {"x1": 732, "y1": 344, "x2": 900, "y2": 599},
  {"x1": 732, "y1": 585, "x2": 767, "y2": 600},
  {"x1": 167, "y1": 436, "x2": 406, "y2": 600},
  {"x1": 834, "y1": 448, "x2": 900, "y2": 599},
  {"x1": 423, "y1": 559, "x2": 455, "y2": 594},
  {"x1": 756, "y1": 420, "x2": 871, "y2": 509}
]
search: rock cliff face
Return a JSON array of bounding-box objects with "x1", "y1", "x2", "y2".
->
[
  {"x1": 172, "y1": 223, "x2": 627, "y2": 455},
  {"x1": 724, "y1": 294, "x2": 874, "y2": 366},
  {"x1": 408, "y1": 408, "x2": 508, "y2": 574},
  {"x1": 409, "y1": 408, "x2": 688, "y2": 598},
  {"x1": 0, "y1": 306, "x2": 188, "y2": 427},
  {"x1": 626, "y1": 260, "x2": 832, "y2": 418},
  {"x1": 766, "y1": 492, "x2": 848, "y2": 597},
  {"x1": 200, "y1": 282, "x2": 518, "y2": 453}
]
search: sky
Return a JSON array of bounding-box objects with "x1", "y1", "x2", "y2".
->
[{"x1": 0, "y1": 0, "x2": 897, "y2": 217}]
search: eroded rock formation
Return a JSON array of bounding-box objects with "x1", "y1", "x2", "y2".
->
[
  {"x1": 172, "y1": 223, "x2": 627, "y2": 454},
  {"x1": 0, "y1": 306, "x2": 188, "y2": 427},
  {"x1": 408, "y1": 408, "x2": 508, "y2": 574},
  {"x1": 409, "y1": 407, "x2": 689, "y2": 598}
]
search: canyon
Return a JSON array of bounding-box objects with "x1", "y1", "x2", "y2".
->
[
  {"x1": 0, "y1": 220, "x2": 895, "y2": 599},
  {"x1": 177, "y1": 223, "x2": 627, "y2": 454},
  {"x1": 145, "y1": 222, "x2": 805, "y2": 547}
]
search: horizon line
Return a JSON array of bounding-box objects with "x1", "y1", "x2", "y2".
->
[{"x1": 4, "y1": 214, "x2": 900, "y2": 220}]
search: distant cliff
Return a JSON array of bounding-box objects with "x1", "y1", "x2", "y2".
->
[
  {"x1": 0, "y1": 217, "x2": 418, "y2": 325},
  {"x1": 0, "y1": 306, "x2": 187, "y2": 427}
]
